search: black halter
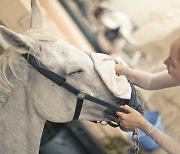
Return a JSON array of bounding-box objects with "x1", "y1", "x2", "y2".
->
[{"x1": 23, "y1": 54, "x2": 138, "y2": 122}]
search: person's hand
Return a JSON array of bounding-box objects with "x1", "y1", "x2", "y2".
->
[
  {"x1": 115, "y1": 63, "x2": 124, "y2": 75},
  {"x1": 103, "y1": 56, "x2": 124, "y2": 75},
  {"x1": 116, "y1": 105, "x2": 147, "y2": 130}
]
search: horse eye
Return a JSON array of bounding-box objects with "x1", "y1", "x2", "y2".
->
[{"x1": 68, "y1": 69, "x2": 84, "y2": 76}]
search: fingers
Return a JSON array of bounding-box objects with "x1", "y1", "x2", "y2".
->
[
  {"x1": 116, "y1": 111, "x2": 124, "y2": 116},
  {"x1": 116, "y1": 105, "x2": 136, "y2": 129},
  {"x1": 117, "y1": 105, "x2": 135, "y2": 114},
  {"x1": 123, "y1": 105, "x2": 135, "y2": 113},
  {"x1": 116, "y1": 105, "x2": 132, "y2": 118},
  {"x1": 116, "y1": 112, "x2": 125, "y2": 126},
  {"x1": 115, "y1": 63, "x2": 124, "y2": 75},
  {"x1": 115, "y1": 64, "x2": 122, "y2": 73},
  {"x1": 116, "y1": 60, "x2": 123, "y2": 65},
  {"x1": 116, "y1": 112, "x2": 130, "y2": 129},
  {"x1": 116, "y1": 105, "x2": 143, "y2": 130}
]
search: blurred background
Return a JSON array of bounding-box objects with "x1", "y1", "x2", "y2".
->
[{"x1": 0, "y1": 0, "x2": 180, "y2": 153}]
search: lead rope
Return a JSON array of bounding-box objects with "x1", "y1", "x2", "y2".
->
[{"x1": 132, "y1": 128, "x2": 140, "y2": 154}]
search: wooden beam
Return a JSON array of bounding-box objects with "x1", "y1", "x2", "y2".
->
[
  {"x1": 38, "y1": 0, "x2": 94, "y2": 52},
  {"x1": 0, "y1": 0, "x2": 30, "y2": 32}
]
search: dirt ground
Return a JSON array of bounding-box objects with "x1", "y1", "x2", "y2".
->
[{"x1": 100, "y1": 0, "x2": 180, "y2": 153}]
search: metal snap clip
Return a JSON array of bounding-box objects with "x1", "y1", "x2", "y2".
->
[{"x1": 77, "y1": 91, "x2": 86, "y2": 100}]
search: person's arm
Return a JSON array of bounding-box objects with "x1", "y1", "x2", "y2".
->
[
  {"x1": 115, "y1": 64, "x2": 179, "y2": 90},
  {"x1": 143, "y1": 122, "x2": 180, "y2": 154},
  {"x1": 117, "y1": 105, "x2": 180, "y2": 154}
]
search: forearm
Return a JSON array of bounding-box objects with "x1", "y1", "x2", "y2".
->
[
  {"x1": 121, "y1": 66, "x2": 178, "y2": 90},
  {"x1": 142, "y1": 122, "x2": 180, "y2": 154}
]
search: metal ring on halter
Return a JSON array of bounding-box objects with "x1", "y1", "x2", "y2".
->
[
  {"x1": 100, "y1": 121, "x2": 108, "y2": 125},
  {"x1": 77, "y1": 91, "x2": 86, "y2": 100}
]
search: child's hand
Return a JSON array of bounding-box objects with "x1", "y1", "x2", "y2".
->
[
  {"x1": 116, "y1": 105, "x2": 147, "y2": 130},
  {"x1": 103, "y1": 56, "x2": 124, "y2": 75},
  {"x1": 115, "y1": 63, "x2": 124, "y2": 75}
]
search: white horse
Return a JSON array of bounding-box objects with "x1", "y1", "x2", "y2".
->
[{"x1": 0, "y1": 0, "x2": 144, "y2": 153}]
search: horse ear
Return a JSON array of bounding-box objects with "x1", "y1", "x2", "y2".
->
[
  {"x1": 0, "y1": 25, "x2": 34, "y2": 52},
  {"x1": 30, "y1": 0, "x2": 43, "y2": 29}
]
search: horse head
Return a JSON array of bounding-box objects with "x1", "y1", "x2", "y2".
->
[{"x1": 0, "y1": 0, "x2": 144, "y2": 153}]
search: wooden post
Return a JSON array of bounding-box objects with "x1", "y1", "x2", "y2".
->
[{"x1": 38, "y1": 0, "x2": 94, "y2": 52}]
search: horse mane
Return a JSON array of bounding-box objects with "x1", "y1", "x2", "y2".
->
[
  {"x1": 0, "y1": 48, "x2": 23, "y2": 94},
  {"x1": 0, "y1": 27, "x2": 59, "y2": 94}
]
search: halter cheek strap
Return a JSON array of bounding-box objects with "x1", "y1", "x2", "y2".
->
[{"x1": 73, "y1": 91, "x2": 86, "y2": 119}]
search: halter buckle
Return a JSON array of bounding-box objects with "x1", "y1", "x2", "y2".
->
[{"x1": 77, "y1": 91, "x2": 86, "y2": 100}]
